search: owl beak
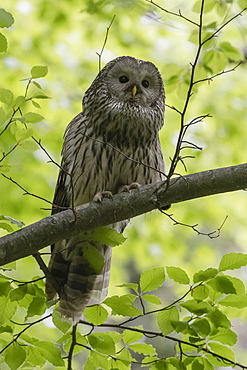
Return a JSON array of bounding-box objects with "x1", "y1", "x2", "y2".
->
[{"x1": 132, "y1": 85, "x2": 137, "y2": 96}]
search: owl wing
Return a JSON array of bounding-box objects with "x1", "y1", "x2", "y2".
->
[
  {"x1": 46, "y1": 112, "x2": 113, "y2": 323},
  {"x1": 51, "y1": 112, "x2": 86, "y2": 216}
]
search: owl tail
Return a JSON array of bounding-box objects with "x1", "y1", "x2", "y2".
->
[{"x1": 46, "y1": 241, "x2": 112, "y2": 324}]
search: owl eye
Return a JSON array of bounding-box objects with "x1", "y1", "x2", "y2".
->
[
  {"x1": 142, "y1": 80, "x2": 149, "y2": 88},
  {"x1": 119, "y1": 76, "x2": 129, "y2": 83}
]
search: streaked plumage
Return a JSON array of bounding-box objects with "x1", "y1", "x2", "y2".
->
[{"x1": 46, "y1": 56, "x2": 165, "y2": 322}]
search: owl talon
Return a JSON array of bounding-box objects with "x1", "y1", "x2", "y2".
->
[
  {"x1": 93, "y1": 191, "x2": 113, "y2": 203},
  {"x1": 119, "y1": 182, "x2": 141, "y2": 193}
]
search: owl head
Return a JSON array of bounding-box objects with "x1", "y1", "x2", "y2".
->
[{"x1": 83, "y1": 56, "x2": 165, "y2": 111}]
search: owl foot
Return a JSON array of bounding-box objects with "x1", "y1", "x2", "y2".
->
[
  {"x1": 93, "y1": 191, "x2": 113, "y2": 203},
  {"x1": 119, "y1": 182, "x2": 141, "y2": 193}
]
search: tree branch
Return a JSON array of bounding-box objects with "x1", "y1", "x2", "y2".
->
[{"x1": 0, "y1": 163, "x2": 246, "y2": 266}]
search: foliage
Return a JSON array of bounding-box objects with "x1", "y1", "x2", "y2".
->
[{"x1": 0, "y1": 0, "x2": 247, "y2": 369}]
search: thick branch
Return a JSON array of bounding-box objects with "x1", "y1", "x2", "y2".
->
[{"x1": 0, "y1": 163, "x2": 246, "y2": 266}]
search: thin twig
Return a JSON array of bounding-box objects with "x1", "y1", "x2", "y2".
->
[
  {"x1": 0, "y1": 314, "x2": 52, "y2": 355},
  {"x1": 96, "y1": 15, "x2": 116, "y2": 72},
  {"x1": 67, "y1": 324, "x2": 78, "y2": 370},
  {"x1": 201, "y1": 7, "x2": 247, "y2": 47},
  {"x1": 193, "y1": 62, "x2": 243, "y2": 86},
  {"x1": 33, "y1": 252, "x2": 61, "y2": 296},
  {"x1": 79, "y1": 320, "x2": 247, "y2": 369},
  {"x1": 146, "y1": 0, "x2": 200, "y2": 27},
  {"x1": 161, "y1": 210, "x2": 228, "y2": 239},
  {"x1": 32, "y1": 137, "x2": 76, "y2": 214},
  {"x1": 1, "y1": 173, "x2": 54, "y2": 206},
  {"x1": 0, "y1": 143, "x2": 19, "y2": 163}
]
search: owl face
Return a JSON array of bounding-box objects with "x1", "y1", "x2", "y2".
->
[{"x1": 104, "y1": 56, "x2": 164, "y2": 108}]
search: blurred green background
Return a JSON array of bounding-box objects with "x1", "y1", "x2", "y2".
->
[{"x1": 1, "y1": 0, "x2": 247, "y2": 368}]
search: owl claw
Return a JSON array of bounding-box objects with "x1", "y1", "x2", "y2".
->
[
  {"x1": 119, "y1": 182, "x2": 141, "y2": 193},
  {"x1": 93, "y1": 191, "x2": 113, "y2": 203}
]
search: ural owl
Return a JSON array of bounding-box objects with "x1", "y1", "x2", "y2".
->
[{"x1": 46, "y1": 56, "x2": 165, "y2": 323}]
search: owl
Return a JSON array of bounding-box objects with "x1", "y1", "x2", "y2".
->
[{"x1": 46, "y1": 56, "x2": 166, "y2": 323}]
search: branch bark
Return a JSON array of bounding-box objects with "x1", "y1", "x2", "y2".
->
[{"x1": 0, "y1": 163, "x2": 246, "y2": 266}]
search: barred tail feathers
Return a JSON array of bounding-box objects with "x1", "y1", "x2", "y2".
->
[{"x1": 46, "y1": 239, "x2": 112, "y2": 323}]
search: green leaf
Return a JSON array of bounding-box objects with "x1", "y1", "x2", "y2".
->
[
  {"x1": 157, "y1": 307, "x2": 179, "y2": 335},
  {"x1": 0, "y1": 9, "x2": 14, "y2": 28},
  {"x1": 219, "y1": 252, "x2": 247, "y2": 271},
  {"x1": 193, "y1": 268, "x2": 218, "y2": 283},
  {"x1": 10, "y1": 285, "x2": 27, "y2": 301},
  {"x1": 193, "y1": 0, "x2": 216, "y2": 13},
  {"x1": 63, "y1": 331, "x2": 88, "y2": 355},
  {"x1": 32, "y1": 92, "x2": 51, "y2": 99},
  {"x1": 0, "y1": 106, "x2": 6, "y2": 125},
  {"x1": 85, "y1": 352, "x2": 108, "y2": 370},
  {"x1": 26, "y1": 346, "x2": 46, "y2": 367},
  {"x1": 123, "y1": 329, "x2": 143, "y2": 345},
  {"x1": 208, "y1": 342, "x2": 235, "y2": 362},
  {"x1": 83, "y1": 243, "x2": 105, "y2": 274},
  {"x1": 117, "y1": 283, "x2": 138, "y2": 292},
  {"x1": 0, "y1": 296, "x2": 18, "y2": 324},
  {"x1": 32, "y1": 81, "x2": 42, "y2": 89},
  {"x1": 88, "y1": 332, "x2": 115, "y2": 355},
  {"x1": 0, "y1": 33, "x2": 8, "y2": 53},
  {"x1": 0, "y1": 279, "x2": 12, "y2": 296},
  {"x1": 32, "y1": 100, "x2": 41, "y2": 108},
  {"x1": 192, "y1": 358, "x2": 214, "y2": 370},
  {"x1": 0, "y1": 88, "x2": 13, "y2": 104},
  {"x1": 14, "y1": 95, "x2": 25, "y2": 107},
  {"x1": 220, "y1": 41, "x2": 243, "y2": 61},
  {"x1": 52, "y1": 309, "x2": 71, "y2": 333},
  {"x1": 84, "y1": 304, "x2": 108, "y2": 325},
  {"x1": 219, "y1": 294, "x2": 247, "y2": 308},
  {"x1": 192, "y1": 285, "x2": 209, "y2": 300},
  {"x1": 203, "y1": 50, "x2": 228, "y2": 74},
  {"x1": 15, "y1": 128, "x2": 34, "y2": 142},
  {"x1": 114, "y1": 348, "x2": 133, "y2": 369},
  {"x1": 181, "y1": 300, "x2": 211, "y2": 315},
  {"x1": 140, "y1": 267, "x2": 165, "y2": 293},
  {"x1": 210, "y1": 328, "x2": 237, "y2": 346},
  {"x1": 19, "y1": 139, "x2": 39, "y2": 152},
  {"x1": 104, "y1": 295, "x2": 142, "y2": 316},
  {"x1": 166, "y1": 266, "x2": 190, "y2": 284},
  {"x1": 142, "y1": 294, "x2": 162, "y2": 305},
  {"x1": 57, "y1": 331, "x2": 71, "y2": 345},
  {"x1": 168, "y1": 357, "x2": 187, "y2": 369},
  {"x1": 226, "y1": 276, "x2": 246, "y2": 295},
  {"x1": 0, "y1": 215, "x2": 25, "y2": 228},
  {"x1": 191, "y1": 318, "x2": 211, "y2": 336},
  {"x1": 239, "y1": 0, "x2": 247, "y2": 8},
  {"x1": 0, "y1": 32, "x2": 7, "y2": 52},
  {"x1": 207, "y1": 276, "x2": 236, "y2": 294},
  {"x1": 31, "y1": 65, "x2": 48, "y2": 78},
  {"x1": 90, "y1": 227, "x2": 126, "y2": 247},
  {"x1": 142, "y1": 356, "x2": 159, "y2": 367},
  {"x1": 24, "y1": 112, "x2": 44, "y2": 123},
  {"x1": 0, "y1": 325, "x2": 13, "y2": 334},
  {"x1": 207, "y1": 309, "x2": 231, "y2": 329},
  {"x1": 34, "y1": 340, "x2": 64, "y2": 366},
  {"x1": 5, "y1": 343, "x2": 26, "y2": 370},
  {"x1": 0, "y1": 222, "x2": 13, "y2": 232},
  {"x1": 216, "y1": 1, "x2": 228, "y2": 16},
  {"x1": 26, "y1": 296, "x2": 46, "y2": 318},
  {"x1": 129, "y1": 342, "x2": 156, "y2": 356}
]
